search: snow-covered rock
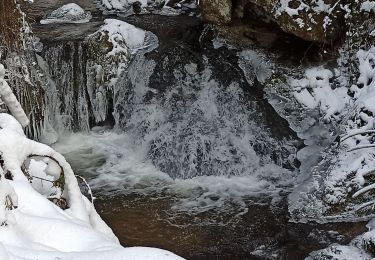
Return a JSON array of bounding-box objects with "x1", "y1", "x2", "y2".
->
[
  {"x1": 40, "y1": 3, "x2": 92, "y2": 24},
  {"x1": 99, "y1": 0, "x2": 196, "y2": 16},
  {"x1": 101, "y1": 0, "x2": 147, "y2": 12},
  {"x1": 99, "y1": 19, "x2": 147, "y2": 54}
]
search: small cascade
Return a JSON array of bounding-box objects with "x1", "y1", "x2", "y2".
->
[
  {"x1": 112, "y1": 26, "x2": 299, "y2": 179},
  {"x1": 36, "y1": 18, "x2": 299, "y2": 180}
]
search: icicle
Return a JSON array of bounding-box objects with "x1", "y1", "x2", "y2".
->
[{"x1": 0, "y1": 64, "x2": 30, "y2": 128}]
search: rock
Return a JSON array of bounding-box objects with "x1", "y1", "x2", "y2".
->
[
  {"x1": 40, "y1": 3, "x2": 92, "y2": 24},
  {"x1": 199, "y1": 0, "x2": 232, "y2": 25},
  {"x1": 249, "y1": 0, "x2": 345, "y2": 43},
  {"x1": 201, "y1": 0, "x2": 346, "y2": 43},
  {"x1": 132, "y1": 1, "x2": 142, "y2": 14}
]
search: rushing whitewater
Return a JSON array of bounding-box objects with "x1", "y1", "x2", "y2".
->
[{"x1": 34, "y1": 20, "x2": 300, "y2": 214}]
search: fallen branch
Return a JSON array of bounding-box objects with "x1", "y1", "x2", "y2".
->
[{"x1": 340, "y1": 130, "x2": 375, "y2": 143}]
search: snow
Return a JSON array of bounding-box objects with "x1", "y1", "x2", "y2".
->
[
  {"x1": 291, "y1": 67, "x2": 349, "y2": 120},
  {"x1": 40, "y1": 3, "x2": 92, "y2": 24},
  {"x1": 99, "y1": 19, "x2": 146, "y2": 53},
  {"x1": 284, "y1": 17, "x2": 375, "y2": 225},
  {"x1": 275, "y1": 0, "x2": 333, "y2": 17},
  {"x1": 101, "y1": 0, "x2": 147, "y2": 11},
  {"x1": 275, "y1": 0, "x2": 308, "y2": 17},
  {"x1": 0, "y1": 114, "x2": 183, "y2": 259},
  {"x1": 99, "y1": 0, "x2": 196, "y2": 16},
  {"x1": 361, "y1": 1, "x2": 375, "y2": 12}
]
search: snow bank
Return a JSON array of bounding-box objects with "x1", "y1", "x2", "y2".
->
[
  {"x1": 0, "y1": 113, "x2": 183, "y2": 259},
  {"x1": 288, "y1": 34, "x2": 375, "y2": 222},
  {"x1": 40, "y1": 3, "x2": 92, "y2": 24}
]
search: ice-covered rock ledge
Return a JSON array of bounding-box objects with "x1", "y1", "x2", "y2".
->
[{"x1": 0, "y1": 65, "x2": 182, "y2": 259}]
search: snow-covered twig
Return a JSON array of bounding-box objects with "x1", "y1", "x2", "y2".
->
[
  {"x1": 347, "y1": 144, "x2": 375, "y2": 153},
  {"x1": 353, "y1": 183, "x2": 375, "y2": 198},
  {"x1": 355, "y1": 200, "x2": 375, "y2": 212},
  {"x1": 341, "y1": 130, "x2": 375, "y2": 143}
]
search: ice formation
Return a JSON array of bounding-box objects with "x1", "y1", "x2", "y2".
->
[{"x1": 0, "y1": 65, "x2": 30, "y2": 128}]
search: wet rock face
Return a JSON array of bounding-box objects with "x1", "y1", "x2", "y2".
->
[
  {"x1": 200, "y1": 0, "x2": 232, "y2": 24},
  {"x1": 200, "y1": 0, "x2": 345, "y2": 43}
]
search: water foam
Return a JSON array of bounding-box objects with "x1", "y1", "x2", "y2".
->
[{"x1": 53, "y1": 131, "x2": 292, "y2": 216}]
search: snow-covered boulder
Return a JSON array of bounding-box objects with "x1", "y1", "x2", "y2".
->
[
  {"x1": 101, "y1": 0, "x2": 147, "y2": 12},
  {"x1": 200, "y1": 0, "x2": 347, "y2": 43},
  {"x1": 40, "y1": 3, "x2": 92, "y2": 24}
]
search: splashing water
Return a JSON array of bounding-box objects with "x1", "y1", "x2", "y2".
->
[{"x1": 41, "y1": 22, "x2": 298, "y2": 215}]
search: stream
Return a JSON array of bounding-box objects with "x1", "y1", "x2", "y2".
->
[{"x1": 24, "y1": 1, "x2": 368, "y2": 259}]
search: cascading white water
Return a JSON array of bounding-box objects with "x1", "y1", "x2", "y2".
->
[
  {"x1": 114, "y1": 52, "x2": 296, "y2": 179},
  {"x1": 39, "y1": 23, "x2": 298, "y2": 214}
]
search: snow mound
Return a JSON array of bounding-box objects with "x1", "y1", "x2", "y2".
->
[
  {"x1": 0, "y1": 113, "x2": 183, "y2": 259},
  {"x1": 291, "y1": 66, "x2": 350, "y2": 121},
  {"x1": 361, "y1": 1, "x2": 375, "y2": 12},
  {"x1": 99, "y1": 19, "x2": 146, "y2": 53},
  {"x1": 40, "y1": 3, "x2": 92, "y2": 24}
]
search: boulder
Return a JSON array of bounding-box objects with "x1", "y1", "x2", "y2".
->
[
  {"x1": 201, "y1": 0, "x2": 346, "y2": 43},
  {"x1": 199, "y1": 0, "x2": 232, "y2": 25},
  {"x1": 245, "y1": 0, "x2": 345, "y2": 43}
]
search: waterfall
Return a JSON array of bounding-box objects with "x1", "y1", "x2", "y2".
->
[
  {"x1": 38, "y1": 22, "x2": 297, "y2": 181},
  {"x1": 111, "y1": 27, "x2": 298, "y2": 179}
]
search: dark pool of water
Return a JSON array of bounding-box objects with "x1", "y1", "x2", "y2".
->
[{"x1": 94, "y1": 194, "x2": 367, "y2": 259}]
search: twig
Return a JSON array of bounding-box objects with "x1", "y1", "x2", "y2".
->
[
  {"x1": 341, "y1": 130, "x2": 375, "y2": 143},
  {"x1": 353, "y1": 183, "x2": 375, "y2": 198},
  {"x1": 347, "y1": 144, "x2": 375, "y2": 153},
  {"x1": 355, "y1": 200, "x2": 375, "y2": 212}
]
